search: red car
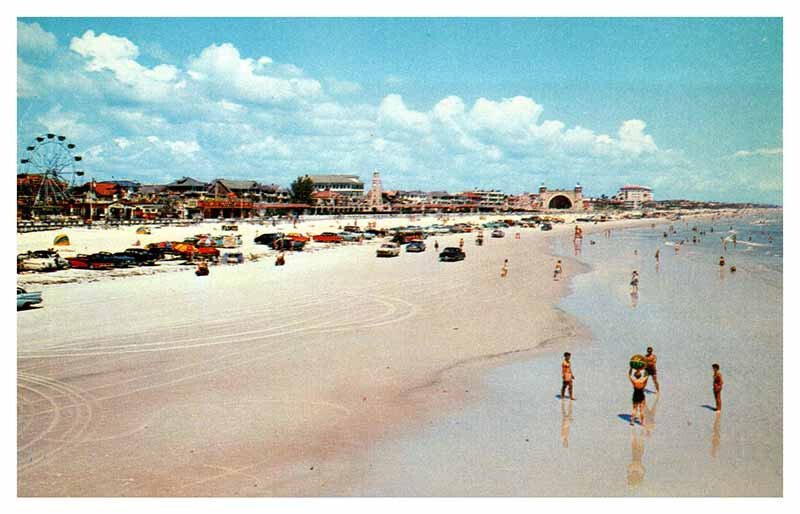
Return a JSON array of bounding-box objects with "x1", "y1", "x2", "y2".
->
[
  {"x1": 312, "y1": 232, "x2": 342, "y2": 243},
  {"x1": 66, "y1": 254, "x2": 114, "y2": 270}
]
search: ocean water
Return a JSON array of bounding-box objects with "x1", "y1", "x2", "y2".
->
[{"x1": 354, "y1": 212, "x2": 782, "y2": 496}]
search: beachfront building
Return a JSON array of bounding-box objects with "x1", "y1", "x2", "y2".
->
[
  {"x1": 533, "y1": 183, "x2": 588, "y2": 211},
  {"x1": 462, "y1": 189, "x2": 508, "y2": 211},
  {"x1": 165, "y1": 176, "x2": 208, "y2": 193},
  {"x1": 614, "y1": 185, "x2": 654, "y2": 209},
  {"x1": 307, "y1": 174, "x2": 365, "y2": 199},
  {"x1": 507, "y1": 193, "x2": 536, "y2": 211}
]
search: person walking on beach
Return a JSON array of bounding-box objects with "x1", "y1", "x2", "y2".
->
[
  {"x1": 719, "y1": 255, "x2": 725, "y2": 267},
  {"x1": 561, "y1": 352, "x2": 575, "y2": 400},
  {"x1": 459, "y1": 238, "x2": 464, "y2": 249},
  {"x1": 712, "y1": 364, "x2": 723, "y2": 412},
  {"x1": 630, "y1": 271, "x2": 639, "y2": 294},
  {"x1": 643, "y1": 347, "x2": 659, "y2": 393},
  {"x1": 434, "y1": 240, "x2": 439, "y2": 252},
  {"x1": 553, "y1": 260, "x2": 563, "y2": 281},
  {"x1": 629, "y1": 369, "x2": 649, "y2": 425},
  {"x1": 500, "y1": 259, "x2": 509, "y2": 278}
]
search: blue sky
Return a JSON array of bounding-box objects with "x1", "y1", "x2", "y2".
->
[{"x1": 17, "y1": 18, "x2": 783, "y2": 203}]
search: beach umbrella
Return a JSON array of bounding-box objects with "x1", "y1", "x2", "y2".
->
[{"x1": 53, "y1": 233, "x2": 70, "y2": 246}]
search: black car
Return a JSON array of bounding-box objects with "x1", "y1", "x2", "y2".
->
[
  {"x1": 540, "y1": 222, "x2": 553, "y2": 231},
  {"x1": 439, "y1": 247, "x2": 466, "y2": 262},
  {"x1": 122, "y1": 248, "x2": 160, "y2": 266},
  {"x1": 273, "y1": 238, "x2": 305, "y2": 251},
  {"x1": 254, "y1": 232, "x2": 284, "y2": 246},
  {"x1": 91, "y1": 252, "x2": 133, "y2": 268}
]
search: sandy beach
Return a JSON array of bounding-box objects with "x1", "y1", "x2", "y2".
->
[{"x1": 16, "y1": 211, "x2": 781, "y2": 496}]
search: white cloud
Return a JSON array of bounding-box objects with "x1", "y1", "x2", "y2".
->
[
  {"x1": 235, "y1": 136, "x2": 290, "y2": 157},
  {"x1": 733, "y1": 147, "x2": 782, "y2": 158},
  {"x1": 187, "y1": 43, "x2": 322, "y2": 104},
  {"x1": 378, "y1": 94, "x2": 431, "y2": 134},
  {"x1": 164, "y1": 140, "x2": 201, "y2": 157},
  {"x1": 325, "y1": 77, "x2": 362, "y2": 95},
  {"x1": 69, "y1": 30, "x2": 181, "y2": 102},
  {"x1": 35, "y1": 105, "x2": 103, "y2": 141},
  {"x1": 114, "y1": 137, "x2": 132, "y2": 149},
  {"x1": 18, "y1": 21, "x2": 58, "y2": 55},
  {"x1": 617, "y1": 119, "x2": 657, "y2": 154},
  {"x1": 468, "y1": 96, "x2": 544, "y2": 134}
]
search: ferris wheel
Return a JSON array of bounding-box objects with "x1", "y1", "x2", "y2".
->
[{"x1": 19, "y1": 133, "x2": 84, "y2": 215}]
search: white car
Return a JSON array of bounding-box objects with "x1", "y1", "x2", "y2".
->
[
  {"x1": 17, "y1": 250, "x2": 69, "y2": 272},
  {"x1": 376, "y1": 242, "x2": 401, "y2": 257}
]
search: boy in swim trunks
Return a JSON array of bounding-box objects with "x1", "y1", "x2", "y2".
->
[
  {"x1": 629, "y1": 369, "x2": 649, "y2": 425},
  {"x1": 644, "y1": 346, "x2": 659, "y2": 393},
  {"x1": 561, "y1": 352, "x2": 575, "y2": 400}
]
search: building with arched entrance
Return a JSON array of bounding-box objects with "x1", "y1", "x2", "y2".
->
[{"x1": 533, "y1": 183, "x2": 589, "y2": 211}]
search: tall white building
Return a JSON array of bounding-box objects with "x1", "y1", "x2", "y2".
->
[
  {"x1": 614, "y1": 185, "x2": 653, "y2": 209},
  {"x1": 306, "y1": 174, "x2": 365, "y2": 199}
]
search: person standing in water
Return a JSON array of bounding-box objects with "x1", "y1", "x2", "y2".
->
[
  {"x1": 553, "y1": 260, "x2": 563, "y2": 281},
  {"x1": 561, "y1": 352, "x2": 575, "y2": 400},
  {"x1": 719, "y1": 256, "x2": 726, "y2": 267},
  {"x1": 712, "y1": 364, "x2": 724, "y2": 412},
  {"x1": 643, "y1": 347, "x2": 660, "y2": 393},
  {"x1": 629, "y1": 369, "x2": 649, "y2": 425},
  {"x1": 630, "y1": 271, "x2": 640, "y2": 294}
]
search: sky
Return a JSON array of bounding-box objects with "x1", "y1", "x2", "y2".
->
[{"x1": 16, "y1": 17, "x2": 783, "y2": 204}]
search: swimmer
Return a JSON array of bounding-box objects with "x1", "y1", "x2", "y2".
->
[
  {"x1": 643, "y1": 346, "x2": 659, "y2": 393},
  {"x1": 719, "y1": 256, "x2": 725, "y2": 267},
  {"x1": 629, "y1": 369, "x2": 649, "y2": 426},
  {"x1": 730, "y1": 265, "x2": 736, "y2": 273},
  {"x1": 553, "y1": 260, "x2": 563, "y2": 281},
  {"x1": 561, "y1": 352, "x2": 575, "y2": 400}
]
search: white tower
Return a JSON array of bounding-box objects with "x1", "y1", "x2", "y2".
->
[{"x1": 366, "y1": 170, "x2": 383, "y2": 207}]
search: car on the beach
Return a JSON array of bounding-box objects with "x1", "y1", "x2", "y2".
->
[
  {"x1": 439, "y1": 247, "x2": 466, "y2": 262},
  {"x1": 223, "y1": 252, "x2": 245, "y2": 264},
  {"x1": 313, "y1": 232, "x2": 343, "y2": 243},
  {"x1": 491, "y1": 229, "x2": 505, "y2": 238},
  {"x1": 17, "y1": 287, "x2": 43, "y2": 310},
  {"x1": 540, "y1": 222, "x2": 553, "y2": 231},
  {"x1": 17, "y1": 250, "x2": 69, "y2": 272},
  {"x1": 254, "y1": 232, "x2": 284, "y2": 246},
  {"x1": 376, "y1": 242, "x2": 401, "y2": 257},
  {"x1": 406, "y1": 239, "x2": 426, "y2": 252},
  {"x1": 122, "y1": 248, "x2": 160, "y2": 266},
  {"x1": 66, "y1": 254, "x2": 115, "y2": 270},
  {"x1": 338, "y1": 231, "x2": 362, "y2": 242},
  {"x1": 273, "y1": 238, "x2": 305, "y2": 251},
  {"x1": 285, "y1": 232, "x2": 311, "y2": 243}
]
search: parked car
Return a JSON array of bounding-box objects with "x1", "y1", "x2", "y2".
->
[
  {"x1": 540, "y1": 222, "x2": 553, "y2": 231},
  {"x1": 313, "y1": 232, "x2": 343, "y2": 243},
  {"x1": 439, "y1": 247, "x2": 466, "y2": 262},
  {"x1": 17, "y1": 287, "x2": 43, "y2": 310},
  {"x1": 376, "y1": 242, "x2": 401, "y2": 257},
  {"x1": 254, "y1": 232, "x2": 284, "y2": 246},
  {"x1": 122, "y1": 248, "x2": 160, "y2": 266},
  {"x1": 94, "y1": 251, "x2": 135, "y2": 268},
  {"x1": 196, "y1": 246, "x2": 221, "y2": 260},
  {"x1": 406, "y1": 239, "x2": 426, "y2": 252},
  {"x1": 343, "y1": 225, "x2": 362, "y2": 233},
  {"x1": 285, "y1": 232, "x2": 311, "y2": 243},
  {"x1": 66, "y1": 254, "x2": 114, "y2": 270},
  {"x1": 338, "y1": 231, "x2": 362, "y2": 242},
  {"x1": 17, "y1": 250, "x2": 69, "y2": 272},
  {"x1": 491, "y1": 229, "x2": 505, "y2": 238},
  {"x1": 273, "y1": 238, "x2": 305, "y2": 251},
  {"x1": 223, "y1": 252, "x2": 245, "y2": 264}
]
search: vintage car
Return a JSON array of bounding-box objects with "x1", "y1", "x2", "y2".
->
[
  {"x1": 223, "y1": 252, "x2": 245, "y2": 264},
  {"x1": 17, "y1": 250, "x2": 70, "y2": 272},
  {"x1": 405, "y1": 239, "x2": 426, "y2": 252},
  {"x1": 122, "y1": 248, "x2": 161, "y2": 266},
  {"x1": 491, "y1": 229, "x2": 506, "y2": 238},
  {"x1": 66, "y1": 254, "x2": 115, "y2": 270},
  {"x1": 338, "y1": 231, "x2": 362, "y2": 242},
  {"x1": 95, "y1": 251, "x2": 136, "y2": 268},
  {"x1": 540, "y1": 222, "x2": 553, "y2": 231},
  {"x1": 439, "y1": 247, "x2": 466, "y2": 262},
  {"x1": 313, "y1": 232, "x2": 343, "y2": 243},
  {"x1": 254, "y1": 232, "x2": 284, "y2": 246},
  {"x1": 272, "y1": 238, "x2": 305, "y2": 251},
  {"x1": 285, "y1": 232, "x2": 311, "y2": 243},
  {"x1": 17, "y1": 287, "x2": 43, "y2": 310},
  {"x1": 376, "y1": 242, "x2": 401, "y2": 257}
]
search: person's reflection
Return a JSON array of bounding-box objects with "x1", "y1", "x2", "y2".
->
[
  {"x1": 711, "y1": 412, "x2": 721, "y2": 458},
  {"x1": 560, "y1": 398, "x2": 573, "y2": 448},
  {"x1": 630, "y1": 291, "x2": 639, "y2": 308},
  {"x1": 627, "y1": 427, "x2": 646, "y2": 488},
  {"x1": 644, "y1": 391, "x2": 659, "y2": 437},
  {"x1": 573, "y1": 239, "x2": 582, "y2": 256}
]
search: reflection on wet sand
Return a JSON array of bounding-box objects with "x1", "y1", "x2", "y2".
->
[
  {"x1": 627, "y1": 427, "x2": 646, "y2": 488},
  {"x1": 630, "y1": 291, "x2": 639, "y2": 308},
  {"x1": 644, "y1": 392, "x2": 659, "y2": 437},
  {"x1": 561, "y1": 398, "x2": 573, "y2": 448},
  {"x1": 711, "y1": 412, "x2": 721, "y2": 458}
]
